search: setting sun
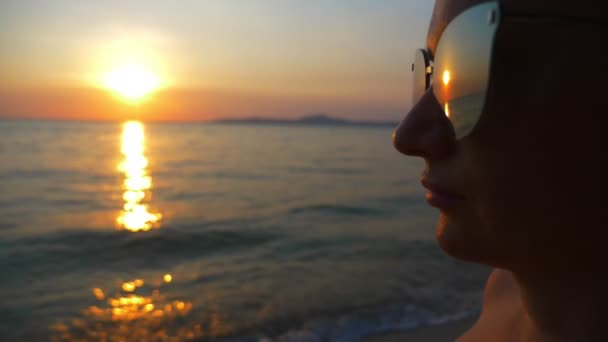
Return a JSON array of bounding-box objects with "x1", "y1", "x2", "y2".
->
[{"x1": 104, "y1": 64, "x2": 160, "y2": 101}]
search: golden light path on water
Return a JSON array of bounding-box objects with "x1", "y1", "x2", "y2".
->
[
  {"x1": 117, "y1": 121, "x2": 162, "y2": 232},
  {"x1": 48, "y1": 123, "x2": 233, "y2": 340},
  {"x1": 48, "y1": 274, "x2": 223, "y2": 341}
]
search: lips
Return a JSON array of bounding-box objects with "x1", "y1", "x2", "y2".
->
[{"x1": 421, "y1": 178, "x2": 466, "y2": 209}]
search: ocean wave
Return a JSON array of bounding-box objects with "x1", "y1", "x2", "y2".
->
[
  {"x1": 0, "y1": 168, "x2": 114, "y2": 182},
  {"x1": 256, "y1": 307, "x2": 477, "y2": 342},
  {"x1": 228, "y1": 304, "x2": 479, "y2": 342},
  {"x1": 0, "y1": 223, "x2": 16, "y2": 231},
  {"x1": 0, "y1": 168, "x2": 72, "y2": 180},
  {"x1": 185, "y1": 171, "x2": 274, "y2": 181},
  {"x1": 163, "y1": 191, "x2": 226, "y2": 201},
  {"x1": 288, "y1": 204, "x2": 384, "y2": 217},
  {"x1": 287, "y1": 167, "x2": 368, "y2": 175},
  {"x1": 0, "y1": 226, "x2": 280, "y2": 281}
]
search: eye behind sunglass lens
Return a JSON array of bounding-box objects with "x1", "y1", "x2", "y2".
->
[{"x1": 411, "y1": 1, "x2": 500, "y2": 140}]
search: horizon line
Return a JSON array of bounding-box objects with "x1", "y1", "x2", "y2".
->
[{"x1": 0, "y1": 114, "x2": 401, "y2": 125}]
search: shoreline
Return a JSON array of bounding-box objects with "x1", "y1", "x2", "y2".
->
[{"x1": 363, "y1": 315, "x2": 478, "y2": 342}]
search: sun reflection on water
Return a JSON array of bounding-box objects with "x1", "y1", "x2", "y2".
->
[
  {"x1": 49, "y1": 274, "x2": 208, "y2": 341},
  {"x1": 117, "y1": 121, "x2": 162, "y2": 232}
]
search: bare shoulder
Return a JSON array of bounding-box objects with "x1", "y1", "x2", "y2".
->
[{"x1": 456, "y1": 269, "x2": 522, "y2": 342}]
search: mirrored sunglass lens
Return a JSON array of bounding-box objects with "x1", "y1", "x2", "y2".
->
[
  {"x1": 432, "y1": 1, "x2": 500, "y2": 139},
  {"x1": 412, "y1": 49, "x2": 429, "y2": 105}
]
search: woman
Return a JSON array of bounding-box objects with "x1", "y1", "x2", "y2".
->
[{"x1": 393, "y1": 0, "x2": 607, "y2": 341}]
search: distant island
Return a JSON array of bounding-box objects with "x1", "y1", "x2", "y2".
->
[{"x1": 211, "y1": 114, "x2": 398, "y2": 127}]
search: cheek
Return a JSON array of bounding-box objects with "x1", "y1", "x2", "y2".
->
[
  {"x1": 461, "y1": 20, "x2": 608, "y2": 263},
  {"x1": 466, "y1": 110, "x2": 600, "y2": 261}
]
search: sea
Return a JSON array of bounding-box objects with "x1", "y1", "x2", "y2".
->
[{"x1": 0, "y1": 119, "x2": 490, "y2": 341}]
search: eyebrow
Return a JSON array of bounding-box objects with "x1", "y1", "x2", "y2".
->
[{"x1": 504, "y1": 1, "x2": 602, "y2": 21}]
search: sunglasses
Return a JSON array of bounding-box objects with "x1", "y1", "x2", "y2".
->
[{"x1": 412, "y1": 1, "x2": 500, "y2": 139}]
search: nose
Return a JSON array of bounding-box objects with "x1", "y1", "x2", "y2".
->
[{"x1": 393, "y1": 89, "x2": 457, "y2": 161}]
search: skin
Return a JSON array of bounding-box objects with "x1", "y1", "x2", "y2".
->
[{"x1": 393, "y1": 0, "x2": 607, "y2": 341}]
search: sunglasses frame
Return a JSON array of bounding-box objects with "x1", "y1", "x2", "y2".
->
[
  {"x1": 412, "y1": 49, "x2": 433, "y2": 95},
  {"x1": 411, "y1": 2, "x2": 602, "y2": 141}
]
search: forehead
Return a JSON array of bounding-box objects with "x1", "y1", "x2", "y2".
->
[{"x1": 427, "y1": 0, "x2": 600, "y2": 54}]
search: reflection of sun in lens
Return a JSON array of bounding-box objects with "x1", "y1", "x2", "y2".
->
[{"x1": 443, "y1": 70, "x2": 451, "y2": 86}]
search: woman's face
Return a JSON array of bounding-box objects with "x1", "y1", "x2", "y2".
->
[{"x1": 394, "y1": 0, "x2": 606, "y2": 271}]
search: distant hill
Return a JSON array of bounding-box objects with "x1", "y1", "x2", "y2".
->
[{"x1": 212, "y1": 114, "x2": 398, "y2": 127}]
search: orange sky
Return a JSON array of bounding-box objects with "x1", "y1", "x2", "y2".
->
[
  {"x1": 0, "y1": 0, "x2": 433, "y2": 122},
  {"x1": 0, "y1": 86, "x2": 408, "y2": 122}
]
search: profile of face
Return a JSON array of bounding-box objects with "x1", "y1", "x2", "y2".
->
[{"x1": 394, "y1": 0, "x2": 606, "y2": 272}]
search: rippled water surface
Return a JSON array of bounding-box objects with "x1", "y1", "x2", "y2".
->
[{"x1": 0, "y1": 120, "x2": 488, "y2": 341}]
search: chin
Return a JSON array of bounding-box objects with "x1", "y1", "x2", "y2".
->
[{"x1": 435, "y1": 212, "x2": 498, "y2": 266}]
